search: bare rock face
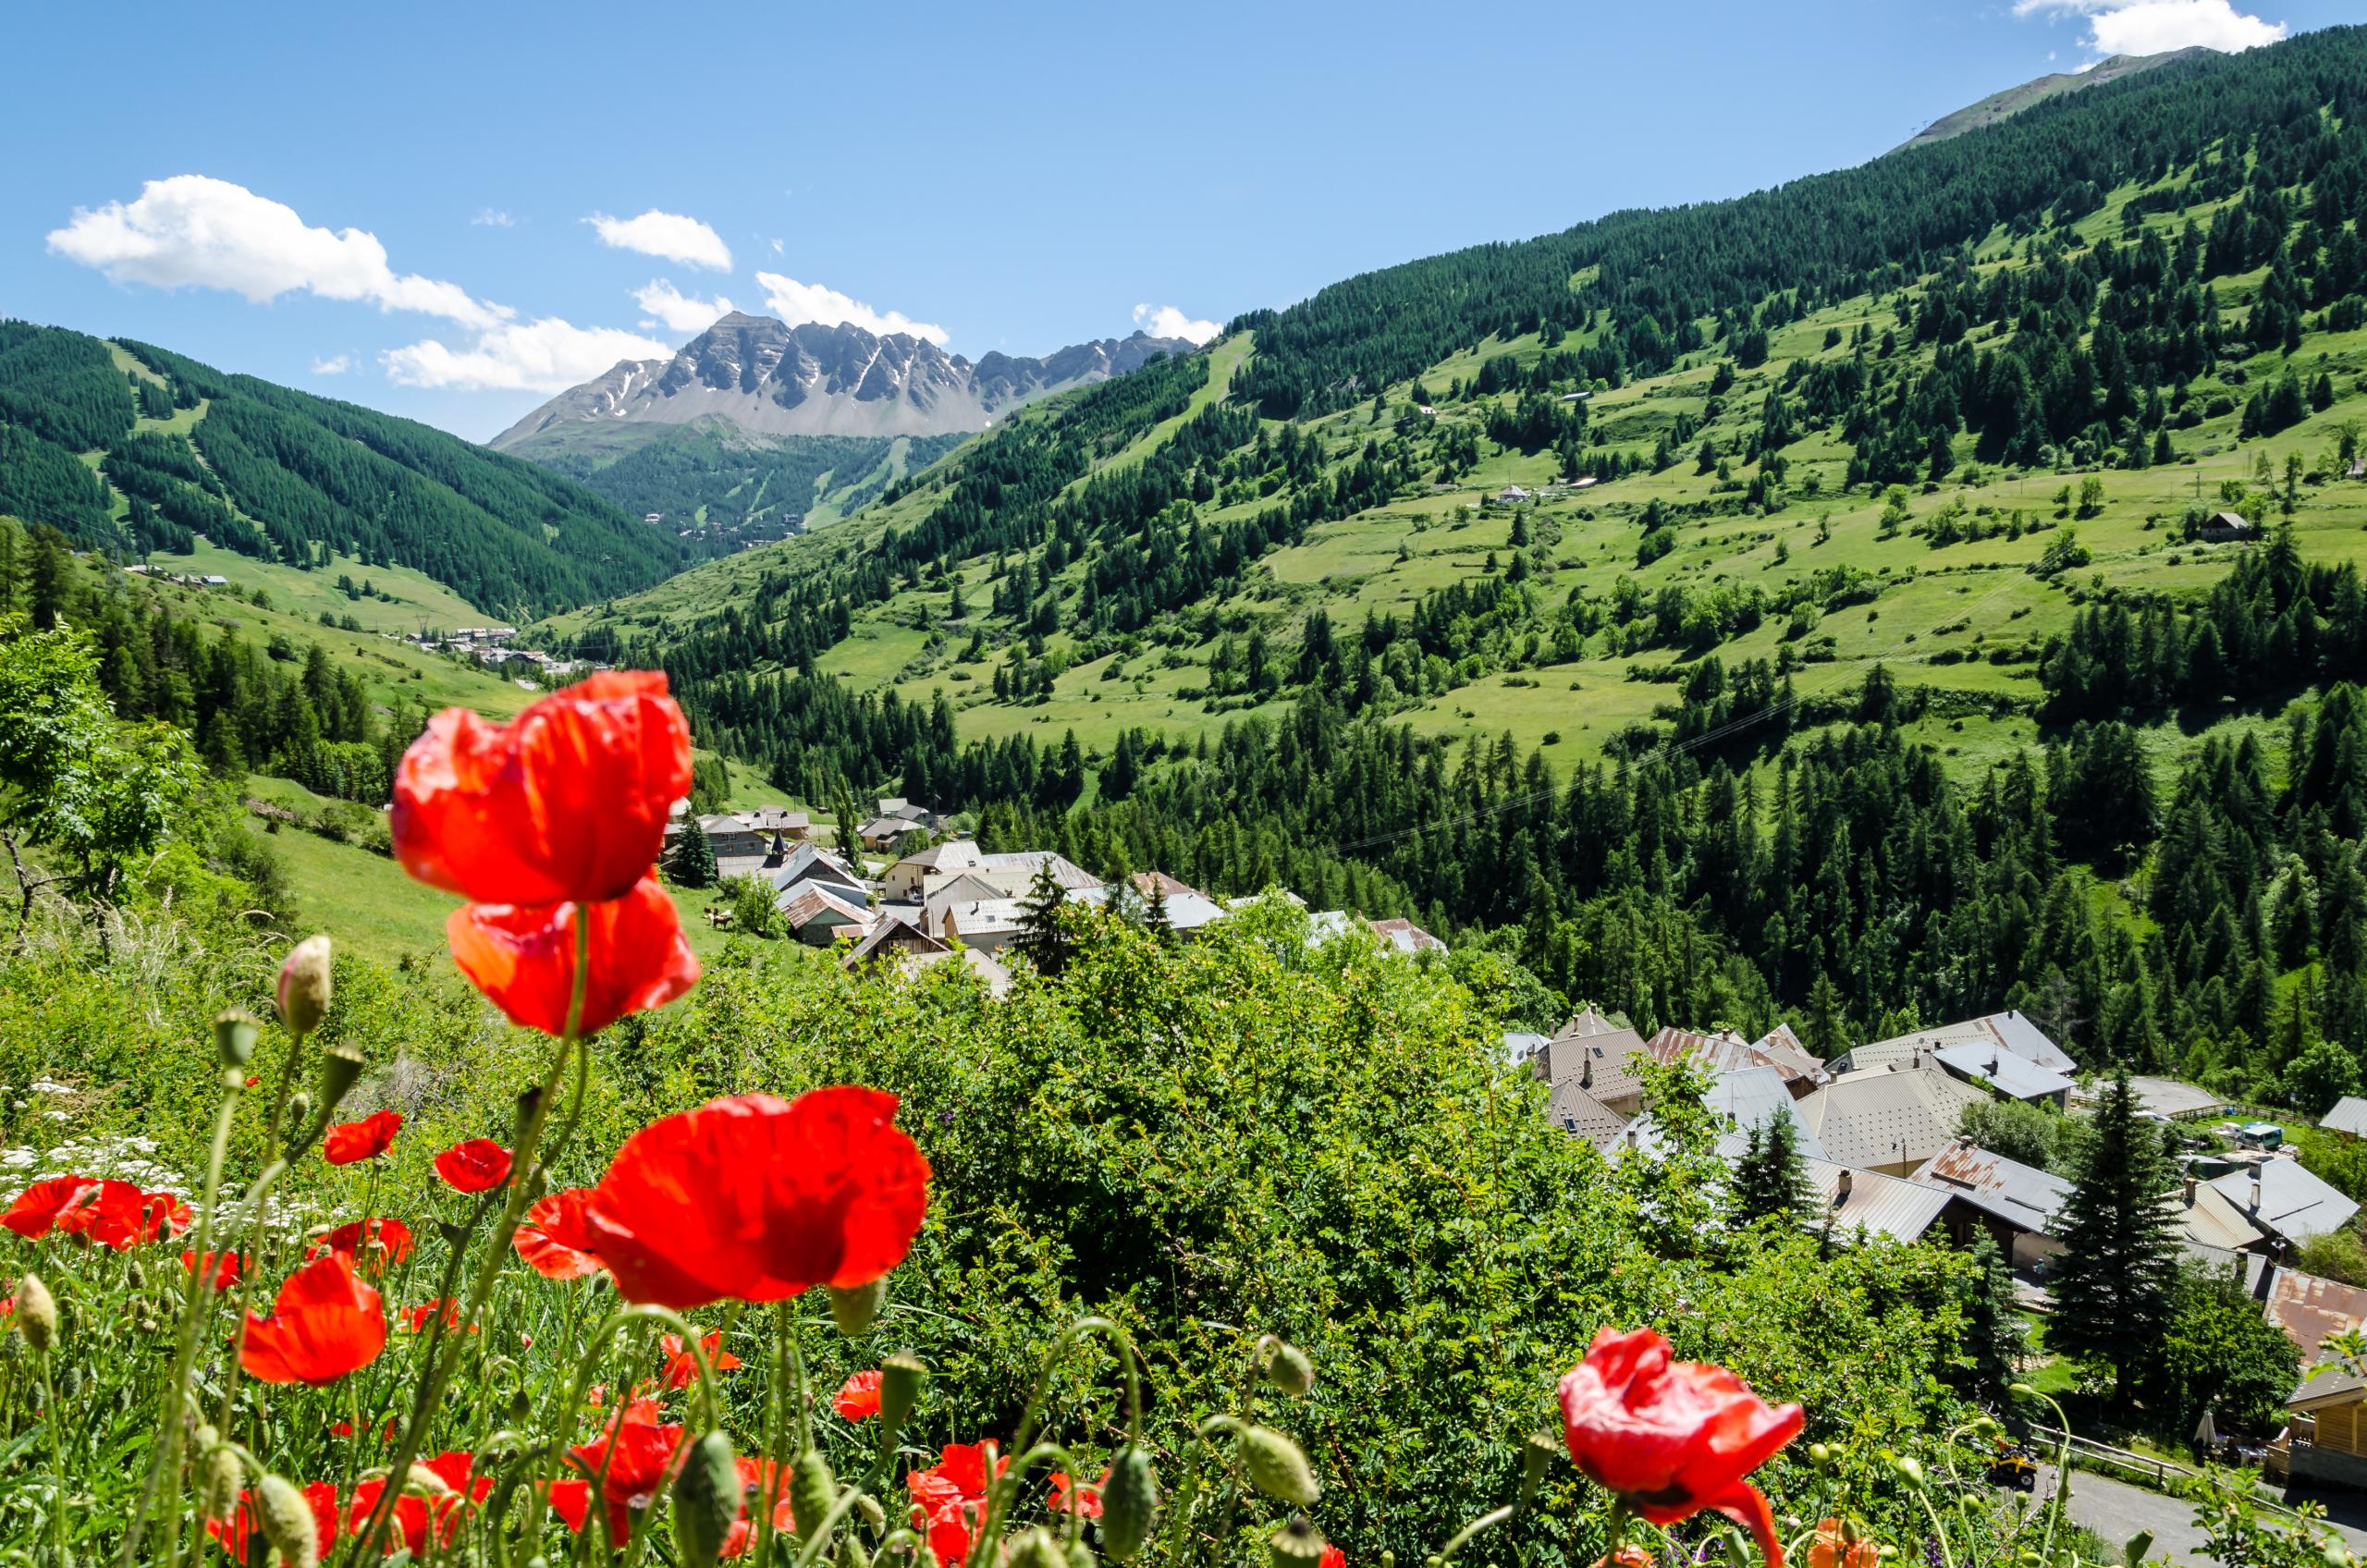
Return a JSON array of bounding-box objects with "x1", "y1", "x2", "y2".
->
[{"x1": 491, "y1": 313, "x2": 1196, "y2": 449}]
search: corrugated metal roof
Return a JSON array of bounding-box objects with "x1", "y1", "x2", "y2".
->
[
  {"x1": 1750, "y1": 1023, "x2": 1827, "y2": 1081},
  {"x1": 1794, "y1": 1068, "x2": 1991, "y2": 1170},
  {"x1": 2265, "y1": 1267, "x2": 2367, "y2": 1365},
  {"x1": 1546, "y1": 1079, "x2": 1631, "y2": 1146},
  {"x1": 1932, "y1": 1041, "x2": 2074, "y2": 1103},
  {"x1": 1559, "y1": 1008, "x2": 1627, "y2": 1038},
  {"x1": 1908, "y1": 1139, "x2": 2070, "y2": 1234},
  {"x1": 1647, "y1": 1025, "x2": 1828, "y2": 1085},
  {"x1": 2116, "y1": 1076, "x2": 2231, "y2": 1120},
  {"x1": 2207, "y1": 1160, "x2": 2361, "y2": 1244},
  {"x1": 2323, "y1": 1096, "x2": 2367, "y2": 1137},
  {"x1": 1615, "y1": 1068, "x2": 1829, "y2": 1163},
  {"x1": 1846, "y1": 1011, "x2": 2076, "y2": 1075},
  {"x1": 1804, "y1": 1158, "x2": 1952, "y2": 1243},
  {"x1": 2177, "y1": 1181, "x2": 2273, "y2": 1253}
]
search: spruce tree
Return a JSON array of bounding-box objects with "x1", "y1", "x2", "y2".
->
[
  {"x1": 668, "y1": 816, "x2": 717, "y2": 889},
  {"x1": 2048, "y1": 1070, "x2": 2183, "y2": 1389},
  {"x1": 1732, "y1": 1114, "x2": 1813, "y2": 1226},
  {"x1": 1015, "y1": 860, "x2": 1073, "y2": 977},
  {"x1": 1958, "y1": 1231, "x2": 2028, "y2": 1403}
]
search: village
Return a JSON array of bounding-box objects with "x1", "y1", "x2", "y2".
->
[{"x1": 668, "y1": 792, "x2": 2367, "y2": 1505}]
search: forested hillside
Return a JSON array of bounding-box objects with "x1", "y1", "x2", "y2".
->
[
  {"x1": 525, "y1": 24, "x2": 2367, "y2": 1109},
  {"x1": 0, "y1": 323, "x2": 683, "y2": 616}
]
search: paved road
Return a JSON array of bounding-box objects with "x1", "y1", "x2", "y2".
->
[{"x1": 2028, "y1": 1465, "x2": 2367, "y2": 1564}]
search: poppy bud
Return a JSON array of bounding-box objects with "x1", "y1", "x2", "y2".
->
[
  {"x1": 256, "y1": 1473, "x2": 322, "y2": 1568},
  {"x1": 2006, "y1": 1383, "x2": 2038, "y2": 1403},
  {"x1": 317, "y1": 1042, "x2": 365, "y2": 1121},
  {"x1": 510, "y1": 1389, "x2": 533, "y2": 1425},
  {"x1": 1240, "y1": 1426, "x2": 1320, "y2": 1507},
  {"x1": 2128, "y1": 1532, "x2": 2154, "y2": 1565},
  {"x1": 1893, "y1": 1455, "x2": 1925, "y2": 1488},
  {"x1": 1519, "y1": 1427, "x2": 1558, "y2": 1509},
  {"x1": 829, "y1": 1278, "x2": 889, "y2": 1337},
  {"x1": 215, "y1": 1009, "x2": 260, "y2": 1067},
  {"x1": 276, "y1": 936, "x2": 334, "y2": 1036},
  {"x1": 1265, "y1": 1341, "x2": 1314, "y2": 1398},
  {"x1": 839, "y1": 1536, "x2": 874, "y2": 1568},
  {"x1": 127, "y1": 1260, "x2": 148, "y2": 1291},
  {"x1": 513, "y1": 1084, "x2": 544, "y2": 1144},
  {"x1": 855, "y1": 1495, "x2": 886, "y2": 1529},
  {"x1": 286, "y1": 1091, "x2": 313, "y2": 1133},
  {"x1": 15, "y1": 1273, "x2": 57, "y2": 1353},
  {"x1": 791, "y1": 1448, "x2": 838, "y2": 1545},
  {"x1": 408, "y1": 1463, "x2": 457, "y2": 1499},
  {"x1": 672, "y1": 1431, "x2": 741, "y2": 1566},
  {"x1": 1269, "y1": 1515, "x2": 1329, "y2": 1568},
  {"x1": 1099, "y1": 1446, "x2": 1159, "y2": 1562},
  {"x1": 878, "y1": 1350, "x2": 927, "y2": 1437},
  {"x1": 203, "y1": 1444, "x2": 242, "y2": 1524},
  {"x1": 1069, "y1": 1540, "x2": 1098, "y2": 1568},
  {"x1": 1012, "y1": 1527, "x2": 1067, "y2": 1568}
]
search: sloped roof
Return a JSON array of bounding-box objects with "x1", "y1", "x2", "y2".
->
[
  {"x1": 2177, "y1": 1180, "x2": 2273, "y2": 1253},
  {"x1": 1932, "y1": 1041, "x2": 2075, "y2": 1102},
  {"x1": 2207, "y1": 1159, "x2": 2361, "y2": 1244},
  {"x1": 2264, "y1": 1267, "x2": 2367, "y2": 1369},
  {"x1": 1804, "y1": 1158, "x2": 1953, "y2": 1243},
  {"x1": 1908, "y1": 1139, "x2": 2071, "y2": 1235},
  {"x1": 1559, "y1": 1008, "x2": 1627, "y2": 1038},
  {"x1": 840, "y1": 914, "x2": 950, "y2": 967},
  {"x1": 1546, "y1": 1079, "x2": 1632, "y2": 1146},
  {"x1": 776, "y1": 885, "x2": 873, "y2": 932},
  {"x1": 1622, "y1": 1066, "x2": 1828, "y2": 1162},
  {"x1": 1846, "y1": 1011, "x2": 2076, "y2": 1075},
  {"x1": 2121, "y1": 1076, "x2": 2231, "y2": 1120},
  {"x1": 1369, "y1": 917, "x2": 1447, "y2": 954},
  {"x1": 1794, "y1": 1068, "x2": 1991, "y2": 1170},
  {"x1": 1749, "y1": 1023, "x2": 1827, "y2": 1081},
  {"x1": 2322, "y1": 1096, "x2": 2367, "y2": 1138},
  {"x1": 1533, "y1": 1030, "x2": 1650, "y2": 1105},
  {"x1": 895, "y1": 839, "x2": 984, "y2": 871},
  {"x1": 763, "y1": 842, "x2": 866, "y2": 894},
  {"x1": 979, "y1": 850, "x2": 1102, "y2": 891},
  {"x1": 1648, "y1": 1026, "x2": 1826, "y2": 1087}
]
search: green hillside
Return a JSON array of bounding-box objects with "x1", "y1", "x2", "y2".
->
[{"x1": 0, "y1": 323, "x2": 686, "y2": 618}]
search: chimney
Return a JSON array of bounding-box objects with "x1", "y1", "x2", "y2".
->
[
  {"x1": 2184, "y1": 1176, "x2": 2197, "y2": 1204},
  {"x1": 1986, "y1": 1054, "x2": 2000, "y2": 1076},
  {"x1": 1837, "y1": 1170, "x2": 1855, "y2": 1202},
  {"x1": 1582, "y1": 1052, "x2": 1594, "y2": 1091},
  {"x1": 2250, "y1": 1173, "x2": 2263, "y2": 1214}
]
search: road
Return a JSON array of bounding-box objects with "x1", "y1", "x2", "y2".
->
[{"x1": 2029, "y1": 1465, "x2": 2367, "y2": 1564}]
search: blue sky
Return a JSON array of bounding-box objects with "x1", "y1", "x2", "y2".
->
[{"x1": 3, "y1": 0, "x2": 2352, "y2": 439}]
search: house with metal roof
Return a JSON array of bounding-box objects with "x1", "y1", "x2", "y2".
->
[
  {"x1": 2266, "y1": 1268, "x2": 2367, "y2": 1489},
  {"x1": 1529, "y1": 1023, "x2": 1650, "y2": 1118},
  {"x1": 2207, "y1": 1159, "x2": 2361, "y2": 1252},
  {"x1": 1804, "y1": 1158, "x2": 1954, "y2": 1244},
  {"x1": 776, "y1": 885, "x2": 875, "y2": 947},
  {"x1": 2323, "y1": 1096, "x2": 2367, "y2": 1140},
  {"x1": 1907, "y1": 1139, "x2": 2072, "y2": 1270},
  {"x1": 1547, "y1": 1079, "x2": 1632, "y2": 1147},
  {"x1": 1838, "y1": 1011, "x2": 2076, "y2": 1076},
  {"x1": 2176, "y1": 1174, "x2": 2279, "y2": 1257},
  {"x1": 1646, "y1": 1024, "x2": 1828, "y2": 1096},
  {"x1": 761, "y1": 843, "x2": 870, "y2": 907},
  {"x1": 1615, "y1": 1066, "x2": 1828, "y2": 1163},
  {"x1": 1792, "y1": 1066, "x2": 1992, "y2": 1175},
  {"x1": 1930, "y1": 1041, "x2": 2074, "y2": 1108}
]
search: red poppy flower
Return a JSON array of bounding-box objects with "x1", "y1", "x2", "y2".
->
[
  {"x1": 324, "y1": 1110, "x2": 404, "y2": 1165},
  {"x1": 907, "y1": 1462, "x2": 987, "y2": 1567},
  {"x1": 310, "y1": 1218, "x2": 415, "y2": 1274},
  {"x1": 580, "y1": 1086, "x2": 929, "y2": 1309},
  {"x1": 239, "y1": 1252, "x2": 387, "y2": 1386},
  {"x1": 719, "y1": 1458, "x2": 798, "y2": 1557},
  {"x1": 434, "y1": 1138, "x2": 513, "y2": 1194},
  {"x1": 180, "y1": 1249, "x2": 241, "y2": 1291},
  {"x1": 554, "y1": 1411, "x2": 687, "y2": 1543},
  {"x1": 448, "y1": 876, "x2": 699, "y2": 1037},
  {"x1": 206, "y1": 1481, "x2": 340, "y2": 1561},
  {"x1": 659, "y1": 1330, "x2": 743, "y2": 1389},
  {"x1": 1809, "y1": 1521, "x2": 1878, "y2": 1568},
  {"x1": 834, "y1": 1370, "x2": 883, "y2": 1419},
  {"x1": 514, "y1": 1188, "x2": 603, "y2": 1279},
  {"x1": 399, "y1": 1298, "x2": 476, "y2": 1335},
  {"x1": 1049, "y1": 1471, "x2": 1102, "y2": 1519},
  {"x1": 1557, "y1": 1327, "x2": 1803, "y2": 1568},
  {"x1": 2, "y1": 1175, "x2": 96, "y2": 1239},
  {"x1": 392, "y1": 671, "x2": 692, "y2": 907},
  {"x1": 349, "y1": 1451, "x2": 490, "y2": 1554},
  {"x1": 1321, "y1": 1547, "x2": 1347, "y2": 1568},
  {"x1": 332, "y1": 1419, "x2": 399, "y2": 1441}
]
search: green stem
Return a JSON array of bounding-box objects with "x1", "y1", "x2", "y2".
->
[
  {"x1": 972, "y1": 1317, "x2": 1147, "y2": 1568},
  {"x1": 39, "y1": 1352, "x2": 68, "y2": 1568},
  {"x1": 756, "y1": 1303, "x2": 791, "y2": 1568},
  {"x1": 118, "y1": 1072, "x2": 243, "y2": 1568},
  {"x1": 213, "y1": 1019, "x2": 313, "y2": 1435},
  {"x1": 350, "y1": 909, "x2": 591, "y2": 1561},
  {"x1": 1438, "y1": 1505, "x2": 1516, "y2": 1565}
]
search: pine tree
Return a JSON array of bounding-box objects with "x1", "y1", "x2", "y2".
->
[
  {"x1": 1731, "y1": 1114, "x2": 1813, "y2": 1226},
  {"x1": 1015, "y1": 859, "x2": 1073, "y2": 977},
  {"x1": 1957, "y1": 1231, "x2": 2028, "y2": 1403},
  {"x1": 2049, "y1": 1070, "x2": 2183, "y2": 1389},
  {"x1": 668, "y1": 816, "x2": 717, "y2": 889}
]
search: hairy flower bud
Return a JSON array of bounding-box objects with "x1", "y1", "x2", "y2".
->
[
  {"x1": 14, "y1": 1273, "x2": 57, "y2": 1353},
  {"x1": 203, "y1": 1444, "x2": 242, "y2": 1524},
  {"x1": 1099, "y1": 1446, "x2": 1159, "y2": 1562},
  {"x1": 1265, "y1": 1341, "x2": 1314, "y2": 1399},
  {"x1": 407, "y1": 1463, "x2": 457, "y2": 1499},
  {"x1": 673, "y1": 1430, "x2": 740, "y2": 1566},
  {"x1": 286, "y1": 1091, "x2": 313, "y2": 1133},
  {"x1": 1012, "y1": 1526, "x2": 1067, "y2": 1568},
  {"x1": 839, "y1": 1535, "x2": 874, "y2": 1568},
  {"x1": 829, "y1": 1277, "x2": 889, "y2": 1337},
  {"x1": 1269, "y1": 1514, "x2": 1329, "y2": 1568},
  {"x1": 276, "y1": 936, "x2": 334, "y2": 1036},
  {"x1": 256, "y1": 1473, "x2": 322, "y2": 1568},
  {"x1": 791, "y1": 1448, "x2": 838, "y2": 1546},
  {"x1": 878, "y1": 1350, "x2": 927, "y2": 1438},
  {"x1": 1069, "y1": 1538, "x2": 1098, "y2": 1568},
  {"x1": 1240, "y1": 1426, "x2": 1319, "y2": 1506},
  {"x1": 317, "y1": 1042, "x2": 365, "y2": 1122},
  {"x1": 215, "y1": 1009, "x2": 260, "y2": 1067}
]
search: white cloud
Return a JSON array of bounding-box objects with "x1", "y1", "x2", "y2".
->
[
  {"x1": 586, "y1": 209, "x2": 732, "y2": 271},
  {"x1": 754, "y1": 271, "x2": 949, "y2": 344},
  {"x1": 1133, "y1": 302, "x2": 1223, "y2": 346},
  {"x1": 383, "y1": 318, "x2": 672, "y2": 392},
  {"x1": 472, "y1": 208, "x2": 515, "y2": 227},
  {"x1": 311, "y1": 354, "x2": 353, "y2": 375},
  {"x1": 633, "y1": 278, "x2": 734, "y2": 333},
  {"x1": 2014, "y1": 0, "x2": 2287, "y2": 56},
  {"x1": 48, "y1": 175, "x2": 509, "y2": 330}
]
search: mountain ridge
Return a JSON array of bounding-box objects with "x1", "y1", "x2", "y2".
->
[
  {"x1": 490, "y1": 313, "x2": 1198, "y2": 450},
  {"x1": 1896, "y1": 47, "x2": 2209, "y2": 150}
]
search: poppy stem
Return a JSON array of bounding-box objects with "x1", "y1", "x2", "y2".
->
[
  {"x1": 354, "y1": 911, "x2": 591, "y2": 1561},
  {"x1": 212, "y1": 1017, "x2": 314, "y2": 1457},
  {"x1": 1438, "y1": 1505, "x2": 1517, "y2": 1564},
  {"x1": 37, "y1": 1346, "x2": 68, "y2": 1568},
  {"x1": 118, "y1": 1069, "x2": 244, "y2": 1568},
  {"x1": 785, "y1": 1311, "x2": 816, "y2": 1457},
  {"x1": 755, "y1": 1300, "x2": 791, "y2": 1568}
]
